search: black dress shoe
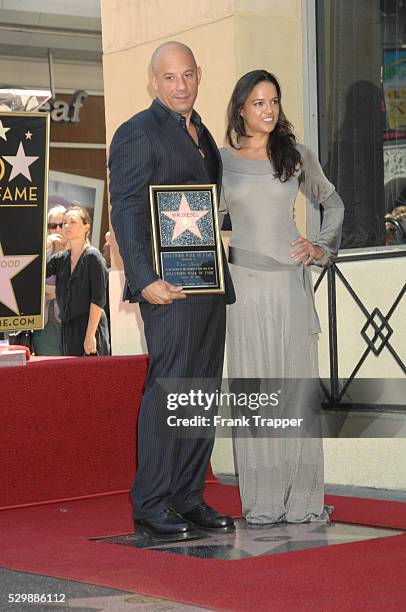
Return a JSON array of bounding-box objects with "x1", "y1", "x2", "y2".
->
[
  {"x1": 182, "y1": 503, "x2": 235, "y2": 532},
  {"x1": 135, "y1": 508, "x2": 204, "y2": 544}
]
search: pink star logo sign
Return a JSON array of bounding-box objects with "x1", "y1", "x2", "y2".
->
[
  {"x1": 162, "y1": 194, "x2": 209, "y2": 240},
  {"x1": 0, "y1": 243, "x2": 38, "y2": 315}
]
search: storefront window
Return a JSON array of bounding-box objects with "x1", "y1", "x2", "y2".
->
[{"x1": 316, "y1": 0, "x2": 406, "y2": 248}]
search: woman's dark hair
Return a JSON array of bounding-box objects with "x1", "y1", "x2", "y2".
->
[{"x1": 226, "y1": 70, "x2": 302, "y2": 181}]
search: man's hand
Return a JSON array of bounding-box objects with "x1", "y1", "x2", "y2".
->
[
  {"x1": 141, "y1": 279, "x2": 187, "y2": 304},
  {"x1": 291, "y1": 238, "x2": 326, "y2": 267}
]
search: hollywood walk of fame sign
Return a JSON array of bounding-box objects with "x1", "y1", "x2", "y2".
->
[
  {"x1": 149, "y1": 184, "x2": 225, "y2": 294},
  {"x1": 0, "y1": 112, "x2": 50, "y2": 331}
]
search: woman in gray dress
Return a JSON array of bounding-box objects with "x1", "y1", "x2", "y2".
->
[{"x1": 221, "y1": 70, "x2": 344, "y2": 524}]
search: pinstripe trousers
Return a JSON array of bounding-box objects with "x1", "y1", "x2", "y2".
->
[{"x1": 132, "y1": 296, "x2": 226, "y2": 519}]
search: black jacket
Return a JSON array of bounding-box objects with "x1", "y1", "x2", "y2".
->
[{"x1": 108, "y1": 99, "x2": 235, "y2": 304}]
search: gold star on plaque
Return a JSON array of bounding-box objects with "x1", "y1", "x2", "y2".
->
[{"x1": 162, "y1": 194, "x2": 209, "y2": 240}]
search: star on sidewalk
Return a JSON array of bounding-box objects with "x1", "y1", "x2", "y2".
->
[
  {"x1": 0, "y1": 243, "x2": 38, "y2": 315},
  {"x1": 25, "y1": 131, "x2": 32, "y2": 140},
  {"x1": 3, "y1": 141, "x2": 39, "y2": 182},
  {"x1": 162, "y1": 194, "x2": 209, "y2": 240},
  {"x1": 0, "y1": 119, "x2": 10, "y2": 141}
]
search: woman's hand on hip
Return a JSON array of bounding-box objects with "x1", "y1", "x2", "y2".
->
[{"x1": 291, "y1": 238, "x2": 326, "y2": 266}]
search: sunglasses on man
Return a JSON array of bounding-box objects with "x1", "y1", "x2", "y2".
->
[{"x1": 48, "y1": 222, "x2": 64, "y2": 230}]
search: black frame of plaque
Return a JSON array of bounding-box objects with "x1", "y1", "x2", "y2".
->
[{"x1": 149, "y1": 184, "x2": 225, "y2": 294}]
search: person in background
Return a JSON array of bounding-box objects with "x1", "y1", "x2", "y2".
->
[
  {"x1": 102, "y1": 230, "x2": 111, "y2": 269},
  {"x1": 101, "y1": 230, "x2": 111, "y2": 347},
  {"x1": 46, "y1": 205, "x2": 110, "y2": 356},
  {"x1": 32, "y1": 205, "x2": 67, "y2": 355},
  {"x1": 385, "y1": 205, "x2": 406, "y2": 245}
]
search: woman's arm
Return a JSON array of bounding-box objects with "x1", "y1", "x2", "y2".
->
[
  {"x1": 313, "y1": 190, "x2": 345, "y2": 260},
  {"x1": 45, "y1": 284, "x2": 56, "y2": 299},
  {"x1": 46, "y1": 255, "x2": 58, "y2": 277},
  {"x1": 84, "y1": 303, "x2": 103, "y2": 355},
  {"x1": 83, "y1": 250, "x2": 109, "y2": 354},
  {"x1": 298, "y1": 145, "x2": 345, "y2": 265}
]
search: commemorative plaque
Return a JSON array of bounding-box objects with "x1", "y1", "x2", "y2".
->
[{"x1": 149, "y1": 184, "x2": 225, "y2": 294}]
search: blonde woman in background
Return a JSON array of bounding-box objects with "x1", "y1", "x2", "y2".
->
[
  {"x1": 46, "y1": 205, "x2": 110, "y2": 356},
  {"x1": 32, "y1": 205, "x2": 67, "y2": 355}
]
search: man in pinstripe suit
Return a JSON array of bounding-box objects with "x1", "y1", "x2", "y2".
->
[{"x1": 109, "y1": 41, "x2": 235, "y2": 542}]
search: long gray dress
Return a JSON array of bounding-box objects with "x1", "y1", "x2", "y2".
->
[{"x1": 220, "y1": 145, "x2": 344, "y2": 524}]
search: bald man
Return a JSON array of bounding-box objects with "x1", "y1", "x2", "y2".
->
[{"x1": 109, "y1": 42, "x2": 235, "y2": 543}]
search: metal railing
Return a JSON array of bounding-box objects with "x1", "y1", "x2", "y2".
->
[{"x1": 314, "y1": 250, "x2": 406, "y2": 411}]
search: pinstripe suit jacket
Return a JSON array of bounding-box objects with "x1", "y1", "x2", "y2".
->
[{"x1": 108, "y1": 99, "x2": 235, "y2": 304}]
